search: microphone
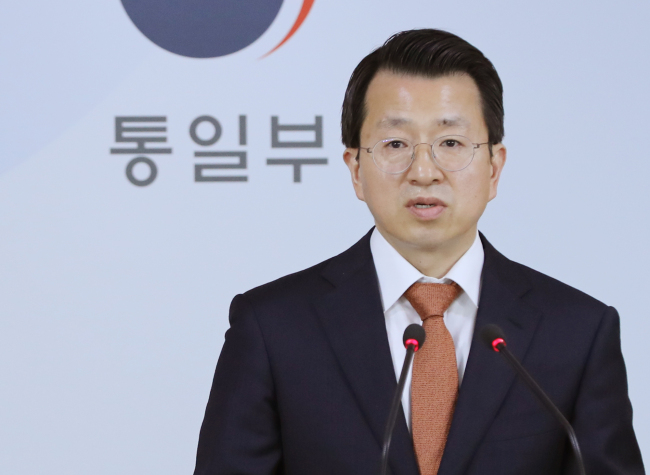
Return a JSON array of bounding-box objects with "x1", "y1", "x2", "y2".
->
[
  {"x1": 380, "y1": 324, "x2": 426, "y2": 475},
  {"x1": 480, "y1": 324, "x2": 586, "y2": 475}
]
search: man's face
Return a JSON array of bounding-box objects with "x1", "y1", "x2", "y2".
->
[{"x1": 344, "y1": 71, "x2": 506, "y2": 258}]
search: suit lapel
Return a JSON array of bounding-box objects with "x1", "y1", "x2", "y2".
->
[
  {"x1": 315, "y1": 231, "x2": 419, "y2": 475},
  {"x1": 438, "y1": 235, "x2": 543, "y2": 475}
]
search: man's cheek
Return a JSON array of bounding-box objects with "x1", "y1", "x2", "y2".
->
[{"x1": 354, "y1": 182, "x2": 366, "y2": 202}]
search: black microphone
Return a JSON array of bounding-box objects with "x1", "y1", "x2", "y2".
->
[
  {"x1": 380, "y1": 324, "x2": 426, "y2": 475},
  {"x1": 480, "y1": 324, "x2": 586, "y2": 475}
]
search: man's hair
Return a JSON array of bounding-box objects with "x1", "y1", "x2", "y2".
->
[{"x1": 341, "y1": 29, "x2": 504, "y2": 149}]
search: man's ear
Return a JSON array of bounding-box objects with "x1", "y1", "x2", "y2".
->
[
  {"x1": 343, "y1": 148, "x2": 365, "y2": 202},
  {"x1": 487, "y1": 143, "x2": 506, "y2": 202}
]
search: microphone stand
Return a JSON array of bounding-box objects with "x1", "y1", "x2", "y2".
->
[
  {"x1": 495, "y1": 342, "x2": 586, "y2": 475},
  {"x1": 380, "y1": 344, "x2": 415, "y2": 475}
]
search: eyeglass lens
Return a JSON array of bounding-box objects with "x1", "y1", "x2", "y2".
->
[{"x1": 372, "y1": 135, "x2": 475, "y2": 173}]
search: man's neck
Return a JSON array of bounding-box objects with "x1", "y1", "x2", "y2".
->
[{"x1": 378, "y1": 227, "x2": 477, "y2": 278}]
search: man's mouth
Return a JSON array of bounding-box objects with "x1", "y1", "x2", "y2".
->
[
  {"x1": 406, "y1": 197, "x2": 447, "y2": 219},
  {"x1": 406, "y1": 197, "x2": 446, "y2": 207}
]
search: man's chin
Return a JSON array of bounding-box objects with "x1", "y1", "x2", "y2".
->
[
  {"x1": 399, "y1": 226, "x2": 476, "y2": 252},
  {"x1": 382, "y1": 226, "x2": 451, "y2": 252}
]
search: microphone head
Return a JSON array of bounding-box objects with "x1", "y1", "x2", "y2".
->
[
  {"x1": 403, "y1": 324, "x2": 426, "y2": 351},
  {"x1": 480, "y1": 324, "x2": 507, "y2": 352}
]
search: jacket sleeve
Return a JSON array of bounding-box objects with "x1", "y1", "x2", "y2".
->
[
  {"x1": 194, "y1": 294, "x2": 282, "y2": 475},
  {"x1": 566, "y1": 306, "x2": 645, "y2": 474}
]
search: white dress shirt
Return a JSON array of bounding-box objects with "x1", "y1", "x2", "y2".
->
[{"x1": 369, "y1": 228, "x2": 484, "y2": 430}]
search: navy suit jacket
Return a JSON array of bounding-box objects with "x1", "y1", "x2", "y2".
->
[{"x1": 194, "y1": 231, "x2": 644, "y2": 475}]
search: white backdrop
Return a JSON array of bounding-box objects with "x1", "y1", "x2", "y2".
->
[{"x1": 1, "y1": 1, "x2": 648, "y2": 473}]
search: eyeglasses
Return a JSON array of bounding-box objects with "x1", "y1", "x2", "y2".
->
[{"x1": 360, "y1": 135, "x2": 490, "y2": 174}]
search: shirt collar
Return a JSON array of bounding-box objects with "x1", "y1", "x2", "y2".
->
[{"x1": 370, "y1": 228, "x2": 484, "y2": 312}]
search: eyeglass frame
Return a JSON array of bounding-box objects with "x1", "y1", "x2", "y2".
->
[{"x1": 359, "y1": 135, "x2": 491, "y2": 174}]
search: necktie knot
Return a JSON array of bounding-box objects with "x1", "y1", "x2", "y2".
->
[{"x1": 404, "y1": 282, "x2": 461, "y2": 321}]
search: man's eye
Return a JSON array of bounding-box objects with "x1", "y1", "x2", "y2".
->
[
  {"x1": 441, "y1": 139, "x2": 460, "y2": 148},
  {"x1": 386, "y1": 140, "x2": 407, "y2": 149}
]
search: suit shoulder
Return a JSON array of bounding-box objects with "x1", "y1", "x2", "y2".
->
[
  {"x1": 509, "y1": 258, "x2": 609, "y2": 313},
  {"x1": 242, "y1": 257, "x2": 333, "y2": 305},
  {"x1": 482, "y1": 234, "x2": 610, "y2": 316},
  {"x1": 240, "y1": 230, "x2": 373, "y2": 307}
]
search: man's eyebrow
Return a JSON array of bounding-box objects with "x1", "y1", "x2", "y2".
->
[
  {"x1": 376, "y1": 117, "x2": 412, "y2": 128},
  {"x1": 437, "y1": 116, "x2": 469, "y2": 127},
  {"x1": 375, "y1": 116, "x2": 470, "y2": 129}
]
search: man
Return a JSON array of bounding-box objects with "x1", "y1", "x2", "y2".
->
[{"x1": 194, "y1": 29, "x2": 644, "y2": 474}]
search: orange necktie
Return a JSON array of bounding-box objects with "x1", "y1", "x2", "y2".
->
[{"x1": 404, "y1": 282, "x2": 462, "y2": 475}]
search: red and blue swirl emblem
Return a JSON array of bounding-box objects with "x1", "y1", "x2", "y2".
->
[{"x1": 121, "y1": 0, "x2": 315, "y2": 58}]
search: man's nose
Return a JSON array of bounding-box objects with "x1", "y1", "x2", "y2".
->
[{"x1": 406, "y1": 143, "x2": 444, "y2": 184}]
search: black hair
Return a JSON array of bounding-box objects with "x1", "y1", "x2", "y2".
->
[{"x1": 341, "y1": 29, "x2": 504, "y2": 149}]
